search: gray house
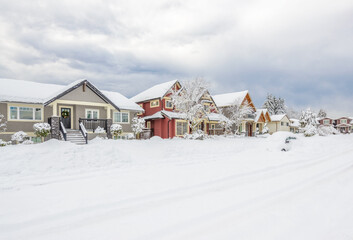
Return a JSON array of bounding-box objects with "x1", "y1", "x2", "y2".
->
[{"x1": 0, "y1": 78, "x2": 143, "y2": 144}]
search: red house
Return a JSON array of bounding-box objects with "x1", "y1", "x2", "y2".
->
[
  {"x1": 318, "y1": 117, "x2": 334, "y2": 126},
  {"x1": 334, "y1": 117, "x2": 352, "y2": 134},
  {"x1": 131, "y1": 80, "x2": 225, "y2": 138}
]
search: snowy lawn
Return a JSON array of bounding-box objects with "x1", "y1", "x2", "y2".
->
[{"x1": 1, "y1": 134, "x2": 353, "y2": 240}]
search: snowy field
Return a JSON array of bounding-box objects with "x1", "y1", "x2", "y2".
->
[{"x1": 1, "y1": 134, "x2": 353, "y2": 240}]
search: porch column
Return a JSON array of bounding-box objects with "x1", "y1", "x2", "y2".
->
[
  {"x1": 50, "y1": 116, "x2": 60, "y2": 140},
  {"x1": 106, "y1": 106, "x2": 111, "y2": 119},
  {"x1": 52, "y1": 102, "x2": 58, "y2": 116},
  {"x1": 106, "y1": 119, "x2": 112, "y2": 139}
]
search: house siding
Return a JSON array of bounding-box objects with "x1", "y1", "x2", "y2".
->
[{"x1": 59, "y1": 86, "x2": 107, "y2": 103}]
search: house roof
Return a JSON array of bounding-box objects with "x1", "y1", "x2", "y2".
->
[
  {"x1": 290, "y1": 118, "x2": 300, "y2": 128},
  {"x1": 130, "y1": 80, "x2": 179, "y2": 103},
  {"x1": 143, "y1": 110, "x2": 186, "y2": 120},
  {"x1": 0, "y1": 78, "x2": 143, "y2": 112},
  {"x1": 206, "y1": 112, "x2": 228, "y2": 122},
  {"x1": 212, "y1": 90, "x2": 249, "y2": 107},
  {"x1": 254, "y1": 110, "x2": 263, "y2": 122},
  {"x1": 270, "y1": 114, "x2": 287, "y2": 122}
]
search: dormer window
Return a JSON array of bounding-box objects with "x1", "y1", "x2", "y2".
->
[
  {"x1": 165, "y1": 100, "x2": 173, "y2": 109},
  {"x1": 150, "y1": 100, "x2": 159, "y2": 108}
]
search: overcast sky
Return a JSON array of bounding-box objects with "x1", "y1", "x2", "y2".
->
[{"x1": 0, "y1": 0, "x2": 352, "y2": 116}]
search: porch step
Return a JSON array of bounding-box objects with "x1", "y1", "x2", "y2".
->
[{"x1": 65, "y1": 130, "x2": 87, "y2": 145}]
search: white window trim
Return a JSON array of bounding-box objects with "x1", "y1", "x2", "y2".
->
[
  {"x1": 85, "y1": 109, "x2": 100, "y2": 119},
  {"x1": 8, "y1": 105, "x2": 43, "y2": 122},
  {"x1": 113, "y1": 111, "x2": 130, "y2": 124},
  {"x1": 323, "y1": 120, "x2": 330, "y2": 124},
  {"x1": 341, "y1": 119, "x2": 347, "y2": 124}
]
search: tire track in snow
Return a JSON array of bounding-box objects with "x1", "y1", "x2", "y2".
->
[{"x1": 2, "y1": 148, "x2": 353, "y2": 239}]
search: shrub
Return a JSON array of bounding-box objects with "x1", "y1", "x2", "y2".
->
[
  {"x1": 184, "y1": 130, "x2": 207, "y2": 140},
  {"x1": 0, "y1": 139, "x2": 11, "y2": 147},
  {"x1": 94, "y1": 126, "x2": 106, "y2": 133},
  {"x1": 110, "y1": 124, "x2": 123, "y2": 139},
  {"x1": 11, "y1": 131, "x2": 28, "y2": 143},
  {"x1": 304, "y1": 124, "x2": 317, "y2": 137},
  {"x1": 33, "y1": 123, "x2": 51, "y2": 142}
]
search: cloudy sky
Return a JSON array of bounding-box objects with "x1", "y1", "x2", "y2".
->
[{"x1": 0, "y1": 0, "x2": 352, "y2": 116}]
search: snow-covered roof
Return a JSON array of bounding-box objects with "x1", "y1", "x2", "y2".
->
[
  {"x1": 254, "y1": 110, "x2": 263, "y2": 122},
  {"x1": 143, "y1": 110, "x2": 186, "y2": 120},
  {"x1": 213, "y1": 91, "x2": 248, "y2": 107},
  {"x1": 0, "y1": 78, "x2": 142, "y2": 111},
  {"x1": 0, "y1": 78, "x2": 64, "y2": 104},
  {"x1": 102, "y1": 91, "x2": 143, "y2": 112},
  {"x1": 207, "y1": 113, "x2": 228, "y2": 122},
  {"x1": 131, "y1": 80, "x2": 178, "y2": 103},
  {"x1": 290, "y1": 118, "x2": 300, "y2": 128},
  {"x1": 270, "y1": 114, "x2": 287, "y2": 122}
]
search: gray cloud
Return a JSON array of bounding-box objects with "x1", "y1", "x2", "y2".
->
[{"x1": 0, "y1": 0, "x2": 352, "y2": 116}]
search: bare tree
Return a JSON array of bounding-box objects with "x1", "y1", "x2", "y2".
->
[
  {"x1": 171, "y1": 78, "x2": 209, "y2": 133},
  {"x1": 221, "y1": 100, "x2": 254, "y2": 134},
  {"x1": 262, "y1": 94, "x2": 286, "y2": 115}
]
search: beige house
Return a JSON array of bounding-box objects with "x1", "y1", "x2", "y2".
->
[
  {"x1": 213, "y1": 91, "x2": 257, "y2": 136},
  {"x1": 0, "y1": 78, "x2": 143, "y2": 144},
  {"x1": 267, "y1": 114, "x2": 291, "y2": 134}
]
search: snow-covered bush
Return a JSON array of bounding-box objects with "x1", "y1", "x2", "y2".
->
[
  {"x1": 0, "y1": 113, "x2": 6, "y2": 132},
  {"x1": 184, "y1": 130, "x2": 207, "y2": 140},
  {"x1": 94, "y1": 126, "x2": 106, "y2": 134},
  {"x1": 262, "y1": 125, "x2": 269, "y2": 134},
  {"x1": 33, "y1": 123, "x2": 51, "y2": 142},
  {"x1": 11, "y1": 131, "x2": 28, "y2": 143},
  {"x1": 22, "y1": 140, "x2": 34, "y2": 145},
  {"x1": 0, "y1": 139, "x2": 11, "y2": 147},
  {"x1": 132, "y1": 117, "x2": 145, "y2": 138},
  {"x1": 110, "y1": 124, "x2": 123, "y2": 139},
  {"x1": 304, "y1": 124, "x2": 317, "y2": 137},
  {"x1": 317, "y1": 126, "x2": 339, "y2": 136},
  {"x1": 299, "y1": 108, "x2": 317, "y2": 128}
]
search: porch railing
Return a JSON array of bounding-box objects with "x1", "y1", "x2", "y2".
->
[
  {"x1": 60, "y1": 121, "x2": 67, "y2": 141},
  {"x1": 79, "y1": 122, "x2": 88, "y2": 144},
  {"x1": 208, "y1": 128, "x2": 224, "y2": 136},
  {"x1": 79, "y1": 118, "x2": 108, "y2": 132}
]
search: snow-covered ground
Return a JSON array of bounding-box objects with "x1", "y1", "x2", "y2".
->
[{"x1": 1, "y1": 134, "x2": 353, "y2": 240}]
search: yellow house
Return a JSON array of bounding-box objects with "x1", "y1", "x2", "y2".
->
[{"x1": 267, "y1": 114, "x2": 291, "y2": 134}]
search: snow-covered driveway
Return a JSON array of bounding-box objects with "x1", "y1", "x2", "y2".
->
[{"x1": 1, "y1": 135, "x2": 353, "y2": 240}]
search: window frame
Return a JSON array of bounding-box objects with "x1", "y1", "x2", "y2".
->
[
  {"x1": 85, "y1": 109, "x2": 100, "y2": 119},
  {"x1": 341, "y1": 119, "x2": 347, "y2": 124},
  {"x1": 165, "y1": 100, "x2": 173, "y2": 109},
  {"x1": 175, "y1": 120, "x2": 188, "y2": 136},
  {"x1": 150, "y1": 100, "x2": 160, "y2": 108},
  {"x1": 323, "y1": 119, "x2": 330, "y2": 124},
  {"x1": 113, "y1": 111, "x2": 130, "y2": 124},
  {"x1": 8, "y1": 105, "x2": 43, "y2": 121}
]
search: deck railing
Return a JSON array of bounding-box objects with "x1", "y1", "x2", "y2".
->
[{"x1": 79, "y1": 118, "x2": 108, "y2": 132}]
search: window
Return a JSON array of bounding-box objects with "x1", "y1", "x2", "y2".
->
[
  {"x1": 86, "y1": 109, "x2": 99, "y2": 119},
  {"x1": 150, "y1": 100, "x2": 159, "y2": 108},
  {"x1": 341, "y1": 119, "x2": 347, "y2": 124},
  {"x1": 146, "y1": 121, "x2": 151, "y2": 129},
  {"x1": 323, "y1": 120, "x2": 330, "y2": 124},
  {"x1": 113, "y1": 112, "x2": 129, "y2": 123},
  {"x1": 176, "y1": 121, "x2": 188, "y2": 136},
  {"x1": 165, "y1": 100, "x2": 173, "y2": 109},
  {"x1": 210, "y1": 124, "x2": 215, "y2": 129},
  {"x1": 286, "y1": 122, "x2": 289, "y2": 126},
  {"x1": 281, "y1": 122, "x2": 284, "y2": 126},
  {"x1": 204, "y1": 104, "x2": 210, "y2": 112},
  {"x1": 10, "y1": 106, "x2": 42, "y2": 121}
]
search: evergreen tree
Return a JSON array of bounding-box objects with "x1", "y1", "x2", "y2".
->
[
  {"x1": 317, "y1": 109, "x2": 327, "y2": 118},
  {"x1": 262, "y1": 94, "x2": 286, "y2": 115}
]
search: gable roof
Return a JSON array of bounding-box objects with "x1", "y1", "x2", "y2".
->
[
  {"x1": 213, "y1": 91, "x2": 249, "y2": 107},
  {"x1": 270, "y1": 114, "x2": 288, "y2": 122},
  {"x1": 254, "y1": 110, "x2": 265, "y2": 122},
  {"x1": 290, "y1": 118, "x2": 300, "y2": 128},
  {"x1": 0, "y1": 78, "x2": 143, "y2": 112},
  {"x1": 131, "y1": 80, "x2": 179, "y2": 103}
]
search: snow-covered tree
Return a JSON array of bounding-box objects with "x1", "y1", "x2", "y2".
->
[
  {"x1": 11, "y1": 131, "x2": 28, "y2": 143},
  {"x1": 317, "y1": 109, "x2": 327, "y2": 118},
  {"x1": 300, "y1": 108, "x2": 318, "y2": 137},
  {"x1": 132, "y1": 117, "x2": 145, "y2": 138},
  {"x1": 221, "y1": 100, "x2": 254, "y2": 134},
  {"x1": 110, "y1": 124, "x2": 123, "y2": 139},
  {"x1": 171, "y1": 77, "x2": 209, "y2": 134},
  {"x1": 0, "y1": 113, "x2": 6, "y2": 132},
  {"x1": 33, "y1": 123, "x2": 51, "y2": 142},
  {"x1": 262, "y1": 94, "x2": 286, "y2": 115},
  {"x1": 286, "y1": 107, "x2": 301, "y2": 119},
  {"x1": 299, "y1": 108, "x2": 317, "y2": 128}
]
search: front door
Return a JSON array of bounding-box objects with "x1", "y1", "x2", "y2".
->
[{"x1": 61, "y1": 107, "x2": 71, "y2": 129}]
